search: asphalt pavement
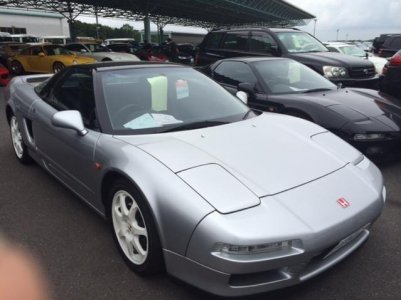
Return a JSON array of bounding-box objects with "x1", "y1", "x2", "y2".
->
[{"x1": 1, "y1": 87, "x2": 400, "y2": 300}]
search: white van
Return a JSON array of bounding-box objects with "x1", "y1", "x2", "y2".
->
[
  {"x1": 10, "y1": 34, "x2": 39, "y2": 44},
  {"x1": 39, "y1": 36, "x2": 72, "y2": 45}
]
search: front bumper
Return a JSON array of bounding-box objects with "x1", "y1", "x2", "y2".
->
[
  {"x1": 165, "y1": 226, "x2": 371, "y2": 297},
  {"x1": 331, "y1": 75, "x2": 380, "y2": 89},
  {"x1": 164, "y1": 161, "x2": 385, "y2": 296}
]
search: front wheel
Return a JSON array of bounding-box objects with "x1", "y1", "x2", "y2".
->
[
  {"x1": 108, "y1": 179, "x2": 164, "y2": 275},
  {"x1": 53, "y1": 62, "x2": 65, "y2": 73},
  {"x1": 10, "y1": 115, "x2": 32, "y2": 164}
]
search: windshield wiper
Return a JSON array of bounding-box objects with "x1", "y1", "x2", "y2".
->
[
  {"x1": 161, "y1": 120, "x2": 229, "y2": 133},
  {"x1": 302, "y1": 88, "x2": 333, "y2": 93}
]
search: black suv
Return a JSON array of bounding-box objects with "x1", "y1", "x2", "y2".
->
[
  {"x1": 196, "y1": 28, "x2": 379, "y2": 88},
  {"x1": 377, "y1": 35, "x2": 401, "y2": 58}
]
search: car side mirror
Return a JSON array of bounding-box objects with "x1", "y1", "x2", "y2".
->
[
  {"x1": 38, "y1": 52, "x2": 45, "y2": 57},
  {"x1": 238, "y1": 82, "x2": 256, "y2": 99},
  {"x1": 236, "y1": 91, "x2": 248, "y2": 104},
  {"x1": 51, "y1": 110, "x2": 88, "y2": 136}
]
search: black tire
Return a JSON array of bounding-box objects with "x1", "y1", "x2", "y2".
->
[
  {"x1": 53, "y1": 62, "x2": 65, "y2": 73},
  {"x1": 10, "y1": 60, "x2": 24, "y2": 75},
  {"x1": 286, "y1": 110, "x2": 313, "y2": 122},
  {"x1": 9, "y1": 114, "x2": 32, "y2": 164},
  {"x1": 108, "y1": 178, "x2": 164, "y2": 275}
]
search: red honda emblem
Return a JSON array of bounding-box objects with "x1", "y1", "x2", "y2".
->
[{"x1": 337, "y1": 197, "x2": 350, "y2": 208}]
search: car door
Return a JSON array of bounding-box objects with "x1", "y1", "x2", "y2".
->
[
  {"x1": 248, "y1": 31, "x2": 278, "y2": 57},
  {"x1": 30, "y1": 68, "x2": 101, "y2": 202},
  {"x1": 212, "y1": 60, "x2": 282, "y2": 112},
  {"x1": 29, "y1": 46, "x2": 53, "y2": 73}
]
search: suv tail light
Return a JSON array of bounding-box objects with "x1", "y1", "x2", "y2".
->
[{"x1": 389, "y1": 53, "x2": 401, "y2": 66}]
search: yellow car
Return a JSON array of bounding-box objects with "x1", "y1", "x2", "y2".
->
[{"x1": 9, "y1": 44, "x2": 95, "y2": 75}]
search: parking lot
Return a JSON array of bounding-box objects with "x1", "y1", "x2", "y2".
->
[{"x1": 1, "y1": 87, "x2": 401, "y2": 300}]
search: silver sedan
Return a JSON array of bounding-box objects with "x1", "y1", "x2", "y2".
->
[{"x1": 4, "y1": 62, "x2": 385, "y2": 297}]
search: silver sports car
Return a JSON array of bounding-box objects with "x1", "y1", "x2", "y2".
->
[{"x1": 5, "y1": 62, "x2": 385, "y2": 297}]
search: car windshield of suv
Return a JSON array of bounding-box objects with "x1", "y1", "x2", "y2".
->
[
  {"x1": 100, "y1": 67, "x2": 250, "y2": 134},
  {"x1": 253, "y1": 59, "x2": 336, "y2": 94},
  {"x1": 339, "y1": 45, "x2": 366, "y2": 57},
  {"x1": 276, "y1": 32, "x2": 328, "y2": 53},
  {"x1": 86, "y1": 44, "x2": 110, "y2": 52},
  {"x1": 43, "y1": 45, "x2": 71, "y2": 55}
]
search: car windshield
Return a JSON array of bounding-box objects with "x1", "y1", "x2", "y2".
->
[
  {"x1": 100, "y1": 67, "x2": 250, "y2": 134},
  {"x1": 253, "y1": 59, "x2": 336, "y2": 94},
  {"x1": 339, "y1": 45, "x2": 366, "y2": 57},
  {"x1": 86, "y1": 44, "x2": 110, "y2": 52},
  {"x1": 43, "y1": 45, "x2": 71, "y2": 55},
  {"x1": 276, "y1": 32, "x2": 328, "y2": 53}
]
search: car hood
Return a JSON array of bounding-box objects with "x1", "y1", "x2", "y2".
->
[
  {"x1": 117, "y1": 114, "x2": 360, "y2": 200},
  {"x1": 287, "y1": 52, "x2": 374, "y2": 68},
  {"x1": 274, "y1": 88, "x2": 401, "y2": 127}
]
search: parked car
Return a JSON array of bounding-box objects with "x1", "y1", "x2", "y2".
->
[
  {"x1": 381, "y1": 50, "x2": 401, "y2": 99},
  {"x1": 135, "y1": 45, "x2": 169, "y2": 62},
  {"x1": 0, "y1": 42, "x2": 28, "y2": 67},
  {"x1": 325, "y1": 42, "x2": 387, "y2": 74},
  {"x1": 177, "y1": 43, "x2": 195, "y2": 57},
  {"x1": 377, "y1": 35, "x2": 401, "y2": 58},
  {"x1": 5, "y1": 62, "x2": 385, "y2": 297},
  {"x1": 104, "y1": 38, "x2": 137, "y2": 45},
  {"x1": 372, "y1": 34, "x2": 401, "y2": 54},
  {"x1": 0, "y1": 63, "x2": 10, "y2": 85},
  {"x1": 196, "y1": 28, "x2": 379, "y2": 89},
  {"x1": 65, "y1": 42, "x2": 140, "y2": 62},
  {"x1": 9, "y1": 44, "x2": 95, "y2": 74},
  {"x1": 106, "y1": 43, "x2": 140, "y2": 55},
  {"x1": 203, "y1": 57, "x2": 401, "y2": 159}
]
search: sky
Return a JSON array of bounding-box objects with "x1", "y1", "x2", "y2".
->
[{"x1": 78, "y1": 0, "x2": 401, "y2": 42}]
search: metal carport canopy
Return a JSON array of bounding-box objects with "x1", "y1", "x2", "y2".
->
[{"x1": 1, "y1": 0, "x2": 315, "y2": 27}]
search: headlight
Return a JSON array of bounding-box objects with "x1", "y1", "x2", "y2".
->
[
  {"x1": 72, "y1": 60, "x2": 78, "y2": 65},
  {"x1": 353, "y1": 133, "x2": 388, "y2": 141},
  {"x1": 323, "y1": 66, "x2": 348, "y2": 78},
  {"x1": 178, "y1": 56, "x2": 186, "y2": 59},
  {"x1": 214, "y1": 240, "x2": 297, "y2": 256}
]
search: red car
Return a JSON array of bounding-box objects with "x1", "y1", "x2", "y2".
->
[
  {"x1": 136, "y1": 46, "x2": 169, "y2": 62},
  {"x1": 0, "y1": 64, "x2": 10, "y2": 86}
]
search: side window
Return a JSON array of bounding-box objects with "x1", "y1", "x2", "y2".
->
[
  {"x1": 221, "y1": 32, "x2": 249, "y2": 51},
  {"x1": 213, "y1": 61, "x2": 257, "y2": 87},
  {"x1": 20, "y1": 48, "x2": 31, "y2": 55},
  {"x1": 52, "y1": 69, "x2": 97, "y2": 129},
  {"x1": 204, "y1": 32, "x2": 224, "y2": 49},
  {"x1": 66, "y1": 44, "x2": 83, "y2": 52},
  {"x1": 249, "y1": 32, "x2": 276, "y2": 54},
  {"x1": 327, "y1": 46, "x2": 340, "y2": 53},
  {"x1": 30, "y1": 47, "x2": 42, "y2": 56},
  {"x1": 391, "y1": 37, "x2": 401, "y2": 49}
]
